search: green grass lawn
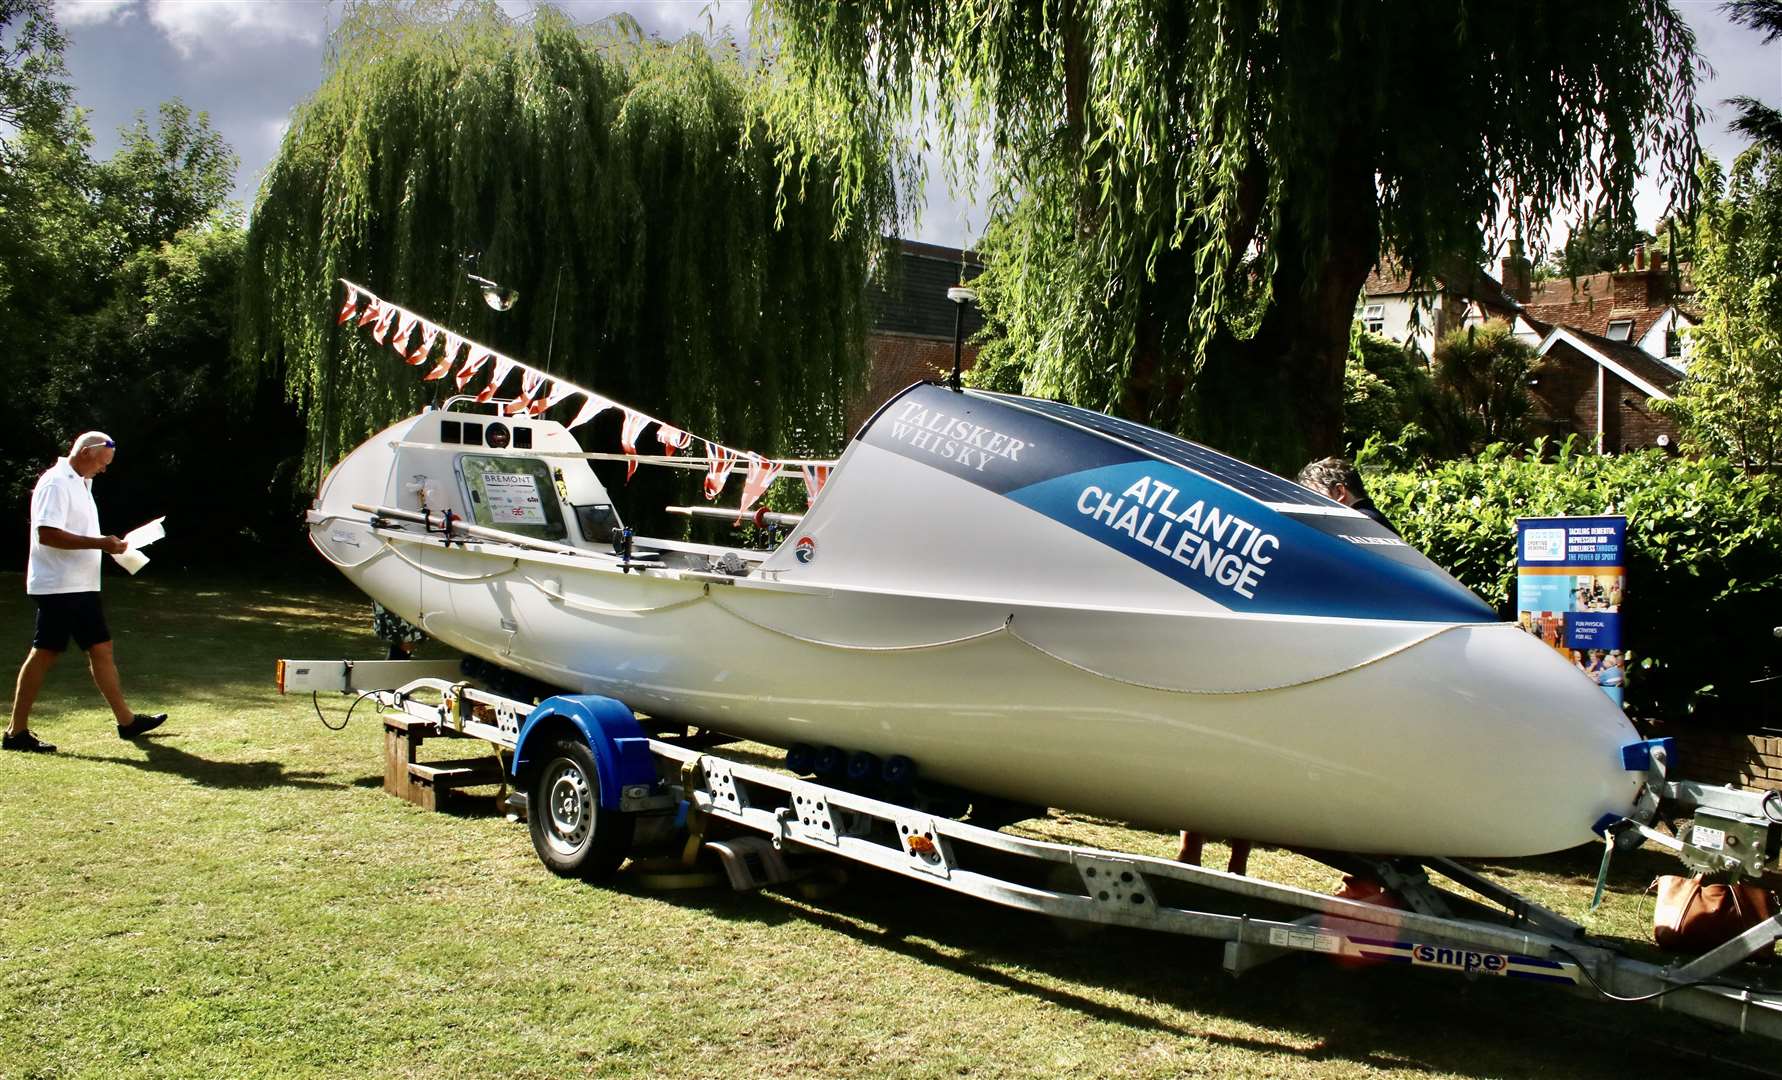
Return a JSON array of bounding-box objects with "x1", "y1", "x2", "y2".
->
[{"x1": 0, "y1": 571, "x2": 1773, "y2": 1078}]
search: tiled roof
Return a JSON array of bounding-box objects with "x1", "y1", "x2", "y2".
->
[
  {"x1": 1362, "y1": 261, "x2": 1518, "y2": 312},
  {"x1": 1521, "y1": 267, "x2": 1697, "y2": 342},
  {"x1": 1540, "y1": 326, "x2": 1684, "y2": 396}
]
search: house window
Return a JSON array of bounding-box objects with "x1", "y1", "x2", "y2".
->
[
  {"x1": 1606, "y1": 319, "x2": 1634, "y2": 342},
  {"x1": 1666, "y1": 328, "x2": 1682, "y2": 357},
  {"x1": 1362, "y1": 304, "x2": 1385, "y2": 335}
]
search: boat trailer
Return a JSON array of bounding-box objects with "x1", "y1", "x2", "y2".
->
[{"x1": 279, "y1": 659, "x2": 1782, "y2": 1043}]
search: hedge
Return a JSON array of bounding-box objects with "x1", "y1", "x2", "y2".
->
[{"x1": 1364, "y1": 440, "x2": 1782, "y2": 728}]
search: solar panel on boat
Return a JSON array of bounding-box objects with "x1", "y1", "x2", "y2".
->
[{"x1": 982, "y1": 392, "x2": 1339, "y2": 508}]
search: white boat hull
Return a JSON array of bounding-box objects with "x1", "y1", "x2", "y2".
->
[
  {"x1": 322, "y1": 525, "x2": 1638, "y2": 857},
  {"x1": 310, "y1": 388, "x2": 1646, "y2": 857}
]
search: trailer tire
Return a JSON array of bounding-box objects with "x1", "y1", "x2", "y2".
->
[{"x1": 528, "y1": 737, "x2": 634, "y2": 880}]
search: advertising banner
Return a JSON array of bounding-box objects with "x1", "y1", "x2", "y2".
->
[{"x1": 1515, "y1": 515, "x2": 1627, "y2": 706}]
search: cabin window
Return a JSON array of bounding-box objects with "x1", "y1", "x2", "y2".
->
[
  {"x1": 1606, "y1": 319, "x2": 1634, "y2": 341},
  {"x1": 456, "y1": 455, "x2": 568, "y2": 541},
  {"x1": 574, "y1": 503, "x2": 622, "y2": 545}
]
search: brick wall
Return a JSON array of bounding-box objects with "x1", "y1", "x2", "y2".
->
[
  {"x1": 1608, "y1": 372, "x2": 1679, "y2": 453},
  {"x1": 1673, "y1": 732, "x2": 1782, "y2": 793},
  {"x1": 1528, "y1": 347, "x2": 1679, "y2": 453},
  {"x1": 851, "y1": 332, "x2": 981, "y2": 430},
  {"x1": 1529, "y1": 347, "x2": 1602, "y2": 446}
]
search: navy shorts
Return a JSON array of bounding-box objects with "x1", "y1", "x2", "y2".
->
[{"x1": 32, "y1": 592, "x2": 111, "y2": 652}]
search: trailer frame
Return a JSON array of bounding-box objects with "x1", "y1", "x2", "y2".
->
[{"x1": 277, "y1": 660, "x2": 1782, "y2": 1042}]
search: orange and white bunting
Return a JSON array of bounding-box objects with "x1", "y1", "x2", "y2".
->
[
  {"x1": 738, "y1": 453, "x2": 782, "y2": 518},
  {"x1": 389, "y1": 310, "x2": 418, "y2": 355},
  {"x1": 567, "y1": 393, "x2": 614, "y2": 431},
  {"x1": 337, "y1": 285, "x2": 360, "y2": 325},
  {"x1": 620, "y1": 409, "x2": 651, "y2": 481},
  {"x1": 407, "y1": 323, "x2": 440, "y2": 366},
  {"x1": 334, "y1": 281, "x2": 837, "y2": 500},
  {"x1": 530, "y1": 381, "x2": 576, "y2": 417},
  {"x1": 455, "y1": 347, "x2": 492, "y2": 390},
  {"x1": 702, "y1": 442, "x2": 738, "y2": 500},
  {"x1": 421, "y1": 346, "x2": 455, "y2": 381},
  {"x1": 423, "y1": 331, "x2": 463, "y2": 380},
  {"x1": 505, "y1": 369, "x2": 545, "y2": 415},
  {"x1": 801, "y1": 463, "x2": 832, "y2": 499},
  {"x1": 475, "y1": 356, "x2": 517, "y2": 404},
  {"x1": 370, "y1": 304, "x2": 396, "y2": 344}
]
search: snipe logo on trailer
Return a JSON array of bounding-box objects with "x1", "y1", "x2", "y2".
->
[
  {"x1": 795, "y1": 536, "x2": 817, "y2": 563},
  {"x1": 1411, "y1": 944, "x2": 1508, "y2": 975}
]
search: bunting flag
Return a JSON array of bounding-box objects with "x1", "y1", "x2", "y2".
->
[
  {"x1": 455, "y1": 347, "x2": 492, "y2": 390},
  {"x1": 422, "y1": 331, "x2": 462, "y2": 380},
  {"x1": 738, "y1": 453, "x2": 783, "y2": 519},
  {"x1": 474, "y1": 355, "x2": 517, "y2": 403},
  {"x1": 370, "y1": 303, "x2": 397, "y2": 344},
  {"x1": 703, "y1": 442, "x2": 738, "y2": 501},
  {"x1": 407, "y1": 322, "x2": 440, "y2": 366},
  {"x1": 801, "y1": 463, "x2": 832, "y2": 500},
  {"x1": 389, "y1": 310, "x2": 418, "y2": 355},
  {"x1": 336, "y1": 282, "x2": 837, "y2": 504},
  {"x1": 530, "y1": 381, "x2": 577, "y2": 417},
  {"x1": 567, "y1": 393, "x2": 614, "y2": 431},
  {"x1": 620, "y1": 409, "x2": 651, "y2": 481},
  {"x1": 441, "y1": 331, "x2": 465, "y2": 369},
  {"x1": 505, "y1": 369, "x2": 546, "y2": 415},
  {"x1": 336, "y1": 285, "x2": 360, "y2": 325},
  {"x1": 420, "y1": 344, "x2": 455, "y2": 381}
]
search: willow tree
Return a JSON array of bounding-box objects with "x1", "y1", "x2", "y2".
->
[
  {"x1": 241, "y1": 2, "x2": 893, "y2": 480},
  {"x1": 758, "y1": 0, "x2": 1701, "y2": 469}
]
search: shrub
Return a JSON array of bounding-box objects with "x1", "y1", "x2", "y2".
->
[{"x1": 1364, "y1": 441, "x2": 1782, "y2": 727}]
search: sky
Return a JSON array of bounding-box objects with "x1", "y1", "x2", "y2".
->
[{"x1": 48, "y1": 0, "x2": 1782, "y2": 253}]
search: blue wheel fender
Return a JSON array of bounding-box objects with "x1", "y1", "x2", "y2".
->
[{"x1": 511, "y1": 694, "x2": 656, "y2": 811}]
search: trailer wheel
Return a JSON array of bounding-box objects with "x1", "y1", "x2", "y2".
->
[{"x1": 528, "y1": 738, "x2": 634, "y2": 880}]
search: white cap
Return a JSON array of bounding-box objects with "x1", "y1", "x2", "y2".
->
[{"x1": 70, "y1": 431, "x2": 115, "y2": 455}]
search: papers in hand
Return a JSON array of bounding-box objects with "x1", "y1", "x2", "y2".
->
[
  {"x1": 111, "y1": 516, "x2": 166, "y2": 576},
  {"x1": 123, "y1": 517, "x2": 165, "y2": 549}
]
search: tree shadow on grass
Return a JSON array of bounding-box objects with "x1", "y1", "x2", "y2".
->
[
  {"x1": 602, "y1": 861, "x2": 1769, "y2": 1079},
  {"x1": 70, "y1": 734, "x2": 341, "y2": 791}
]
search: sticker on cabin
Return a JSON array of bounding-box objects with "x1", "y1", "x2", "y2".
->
[{"x1": 483, "y1": 473, "x2": 547, "y2": 524}]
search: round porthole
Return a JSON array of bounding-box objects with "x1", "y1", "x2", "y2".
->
[{"x1": 485, "y1": 421, "x2": 511, "y2": 449}]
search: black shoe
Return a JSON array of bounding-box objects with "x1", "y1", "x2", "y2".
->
[
  {"x1": 2, "y1": 730, "x2": 56, "y2": 753},
  {"x1": 117, "y1": 713, "x2": 167, "y2": 739}
]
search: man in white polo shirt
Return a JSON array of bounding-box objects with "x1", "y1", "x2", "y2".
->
[{"x1": 3, "y1": 432, "x2": 167, "y2": 753}]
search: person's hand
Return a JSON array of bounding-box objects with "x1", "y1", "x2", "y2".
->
[{"x1": 101, "y1": 536, "x2": 127, "y2": 555}]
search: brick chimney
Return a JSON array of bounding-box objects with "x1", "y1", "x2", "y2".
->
[
  {"x1": 1612, "y1": 243, "x2": 1668, "y2": 309},
  {"x1": 1499, "y1": 241, "x2": 1532, "y2": 304}
]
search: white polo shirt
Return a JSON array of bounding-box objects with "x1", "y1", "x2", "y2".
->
[{"x1": 27, "y1": 458, "x2": 103, "y2": 595}]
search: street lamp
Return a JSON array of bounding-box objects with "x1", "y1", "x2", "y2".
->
[
  {"x1": 947, "y1": 284, "x2": 978, "y2": 391},
  {"x1": 467, "y1": 273, "x2": 519, "y2": 311}
]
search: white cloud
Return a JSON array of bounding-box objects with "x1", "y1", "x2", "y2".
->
[
  {"x1": 144, "y1": 0, "x2": 330, "y2": 59},
  {"x1": 56, "y1": 0, "x2": 138, "y2": 27}
]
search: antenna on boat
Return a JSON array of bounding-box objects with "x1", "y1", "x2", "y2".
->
[
  {"x1": 542, "y1": 264, "x2": 563, "y2": 373},
  {"x1": 946, "y1": 285, "x2": 977, "y2": 392}
]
